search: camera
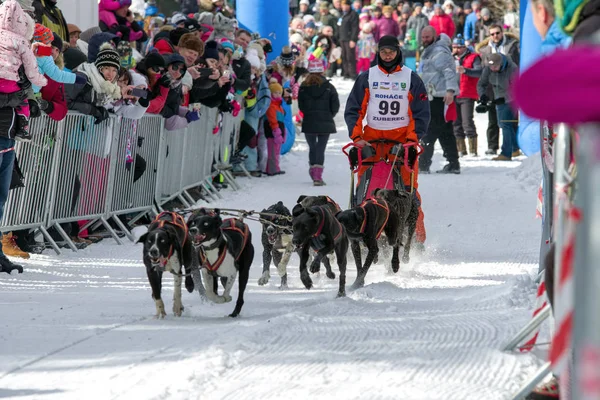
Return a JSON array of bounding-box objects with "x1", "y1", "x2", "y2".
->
[{"x1": 475, "y1": 101, "x2": 491, "y2": 114}]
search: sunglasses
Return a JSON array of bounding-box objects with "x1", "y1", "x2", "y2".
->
[
  {"x1": 490, "y1": 32, "x2": 502, "y2": 36},
  {"x1": 150, "y1": 66, "x2": 165, "y2": 73},
  {"x1": 169, "y1": 64, "x2": 185, "y2": 72}
]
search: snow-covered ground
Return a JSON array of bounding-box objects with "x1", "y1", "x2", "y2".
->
[{"x1": 0, "y1": 78, "x2": 546, "y2": 400}]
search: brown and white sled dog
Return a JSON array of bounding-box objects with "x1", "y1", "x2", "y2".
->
[
  {"x1": 257, "y1": 201, "x2": 294, "y2": 289},
  {"x1": 187, "y1": 209, "x2": 255, "y2": 317}
]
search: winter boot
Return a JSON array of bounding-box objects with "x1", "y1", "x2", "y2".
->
[
  {"x1": 485, "y1": 149, "x2": 497, "y2": 155},
  {"x1": 468, "y1": 137, "x2": 478, "y2": 156},
  {"x1": 309, "y1": 165, "x2": 317, "y2": 183},
  {"x1": 1, "y1": 233, "x2": 30, "y2": 259},
  {"x1": 312, "y1": 165, "x2": 325, "y2": 186},
  {"x1": 492, "y1": 154, "x2": 512, "y2": 161},
  {"x1": 456, "y1": 137, "x2": 467, "y2": 157},
  {"x1": 0, "y1": 253, "x2": 23, "y2": 274},
  {"x1": 436, "y1": 162, "x2": 461, "y2": 174},
  {"x1": 14, "y1": 115, "x2": 32, "y2": 142},
  {"x1": 512, "y1": 149, "x2": 523, "y2": 158}
]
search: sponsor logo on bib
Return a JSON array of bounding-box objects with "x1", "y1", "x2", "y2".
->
[
  {"x1": 372, "y1": 82, "x2": 379, "y2": 89},
  {"x1": 392, "y1": 83, "x2": 399, "y2": 91},
  {"x1": 380, "y1": 82, "x2": 391, "y2": 90},
  {"x1": 401, "y1": 82, "x2": 407, "y2": 90}
]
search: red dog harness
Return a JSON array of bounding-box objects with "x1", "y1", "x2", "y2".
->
[
  {"x1": 358, "y1": 198, "x2": 390, "y2": 239},
  {"x1": 199, "y1": 219, "x2": 250, "y2": 272},
  {"x1": 152, "y1": 211, "x2": 189, "y2": 262},
  {"x1": 313, "y1": 207, "x2": 343, "y2": 242}
]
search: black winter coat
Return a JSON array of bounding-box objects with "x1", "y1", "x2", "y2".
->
[
  {"x1": 161, "y1": 83, "x2": 183, "y2": 119},
  {"x1": 298, "y1": 79, "x2": 340, "y2": 134},
  {"x1": 232, "y1": 57, "x2": 252, "y2": 93},
  {"x1": 339, "y1": 10, "x2": 359, "y2": 42}
]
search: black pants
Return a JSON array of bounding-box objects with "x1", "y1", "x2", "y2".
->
[
  {"x1": 420, "y1": 97, "x2": 459, "y2": 169},
  {"x1": 305, "y1": 133, "x2": 330, "y2": 165},
  {"x1": 341, "y1": 41, "x2": 357, "y2": 79},
  {"x1": 453, "y1": 98, "x2": 477, "y2": 138},
  {"x1": 487, "y1": 105, "x2": 499, "y2": 150}
]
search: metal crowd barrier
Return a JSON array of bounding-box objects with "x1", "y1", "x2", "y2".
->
[{"x1": 1, "y1": 106, "x2": 243, "y2": 255}]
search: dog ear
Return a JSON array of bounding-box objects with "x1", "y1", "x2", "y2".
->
[
  {"x1": 277, "y1": 201, "x2": 284, "y2": 206},
  {"x1": 305, "y1": 206, "x2": 319, "y2": 218},
  {"x1": 296, "y1": 195, "x2": 307, "y2": 204},
  {"x1": 137, "y1": 232, "x2": 148, "y2": 243},
  {"x1": 292, "y1": 204, "x2": 304, "y2": 218}
]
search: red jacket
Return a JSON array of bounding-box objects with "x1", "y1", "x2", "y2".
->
[
  {"x1": 458, "y1": 52, "x2": 480, "y2": 100},
  {"x1": 40, "y1": 75, "x2": 68, "y2": 121},
  {"x1": 430, "y1": 14, "x2": 455, "y2": 38}
]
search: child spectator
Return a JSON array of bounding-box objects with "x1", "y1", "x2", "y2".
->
[
  {"x1": 264, "y1": 81, "x2": 286, "y2": 176},
  {"x1": 356, "y1": 21, "x2": 376, "y2": 74},
  {"x1": 0, "y1": 0, "x2": 48, "y2": 141}
]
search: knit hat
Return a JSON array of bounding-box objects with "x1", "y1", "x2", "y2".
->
[
  {"x1": 305, "y1": 20, "x2": 316, "y2": 29},
  {"x1": 382, "y1": 5, "x2": 393, "y2": 14},
  {"x1": 359, "y1": 12, "x2": 370, "y2": 20},
  {"x1": 413, "y1": 2, "x2": 423, "y2": 7},
  {"x1": 63, "y1": 47, "x2": 87, "y2": 71},
  {"x1": 171, "y1": 13, "x2": 187, "y2": 26},
  {"x1": 143, "y1": 50, "x2": 166, "y2": 70},
  {"x1": 308, "y1": 58, "x2": 324, "y2": 73},
  {"x1": 204, "y1": 41, "x2": 220, "y2": 61},
  {"x1": 183, "y1": 18, "x2": 200, "y2": 32},
  {"x1": 51, "y1": 32, "x2": 63, "y2": 52},
  {"x1": 68, "y1": 24, "x2": 82, "y2": 35},
  {"x1": 480, "y1": 7, "x2": 490, "y2": 17},
  {"x1": 378, "y1": 35, "x2": 400, "y2": 51},
  {"x1": 452, "y1": 34, "x2": 465, "y2": 47},
  {"x1": 177, "y1": 33, "x2": 204, "y2": 54},
  {"x1": 246, "y1": 50, "x2": 261, "y2": 69},
  {"x1": 319, "y1": 2, "x2": 329, "y2": 10},
  {"x1": 269, "y1": 81, "x2": 283, "y2": 94},
  {"x1": 300, "y1": 0, "x2": 310, "y2": 5},
  {"x1": 95, "y1": 42, "x2": 121, "y2": 70},
  {"x1": 401, "y1": 4, "x2": 411, "y2": 14},
  {"x1": 166, "y1": 53, "x2": 186, "y2": 68},
  {"x1": 279, "y1": 46, "x2": 294, "y2": 66},
  {"x1": 220, "y1": 39, "x2": 235, "y2": 53},
  {"x1": 34, "y1": 23, "x2": 54, "y2": 45},
  {"x1": 290, "y1": 32, "x2": 304, "y2": 45},
  {"x1": 169, "y1": 28, "x2": 190, "y2": 47},
  {"x1": 463, "y1": 1, "x2": 472, "y2": 9}
]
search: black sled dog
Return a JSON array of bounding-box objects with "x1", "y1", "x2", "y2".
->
[
  {"x1": 292, "y1": 205, "x2": 349, "y2": 297},
  {"x1": 336, "y1": 197, "x2": 393, "y2": 289},
  {"x1": 257, "y1": 201, "x2": 294, "y2": 289},
  {"x1": 292, "y1": 195, "x2": 342, "y2": 280},
  {"x1": 138, "y1": 212, "x2": 195, "y2": 318},
  {"x1": 373, "y1": 188, "x2": 419, "y2": 270},
  {"x1": 187, "y1": 209, "x2": 254, "y2": 317}
]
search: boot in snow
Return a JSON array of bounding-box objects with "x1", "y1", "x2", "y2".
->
[
  {"x1": 436, "y1": 162, "x2": 461, "y2": 174},
  {"x1": 468, "y1": 137, "x2": 478, "y2": 156},
  {"x1": 456, "y1": 138, "x2": 467, "y2": 157},
  {"x1": 309, "y1": 165, "x2": 317, "y2": 183},
  {"x1": 1, "y1": 233, "x2": 30, "y2": 259},
  {"x1": 0, "y1": 253, "x2": 23, "y2": 274},
  {"x1": 312, "y1": 165, "x2": 325, "y2": 186}
]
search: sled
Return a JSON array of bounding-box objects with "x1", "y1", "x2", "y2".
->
[{"x1": 342, "y1": 140, "x2": 423, "y2": 208}]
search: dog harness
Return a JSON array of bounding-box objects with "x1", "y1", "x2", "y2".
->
[
  {"x1": 324, "y1": 196, "x2": 342, "y2": 213},
  {"x1": 313, "y1": 207, "x2": 343, "y2": 242},
  {"x1": 358, "y1": 198, "x2": 390, "y2": 239},
  {"x1": 198, "y1": 219, "x2": 250, "y2": 272},
  {"x1": 152, "y1": 211, "x2": 189, "y2": 264}
]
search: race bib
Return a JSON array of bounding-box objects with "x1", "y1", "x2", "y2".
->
[{"x1": 366, "y1": 65, "x2": 412, "y2": 131}]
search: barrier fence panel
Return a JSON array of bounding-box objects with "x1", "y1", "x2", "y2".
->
[
  {"x1": 46, "y1": 113, "x2": 122, "y2": 249},
  {"x1": 157, "y1": 126, "x2": 188, "y2": 208},
  {"x1": 0, "y1": 115, "x2": 63, "y2": 253}
]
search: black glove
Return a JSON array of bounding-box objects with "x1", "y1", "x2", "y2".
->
[
  {"x1": 29, "y1": 99, "x2": 41, "y2": 118},
  {"x1": 494, "y1": 97, "x2": 505, "y2": 105},
  {"x1": 93, "y1": 106, "x2": 110, "y2": 125},
  {"x1": 38, "y1": 99, "x2": 50, "y2": 111},
  {"x1": 137, "y1": 136, "x2": 145, "y2": 147},
  {"x1": 158, "y1": 74, "x2": 171, "y2": 88},
  {"x1": 0, "y1": 90, "x2": 28, "y2": 109},
  {"x1": 219, "y1": 101, "x2": 234, "y2": 113},
  {"x1": 479, "y1": 94, "x2": 489, "y2": 104},
  {"x1": 407, "y1": 145, "x2": 418, "y2": 168}
]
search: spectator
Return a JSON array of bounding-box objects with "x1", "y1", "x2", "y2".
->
[
  {"x1": 304, "y1": 20, "x2": 317, "y2": 42},
  {"x1": 180, "y1": 0, "x2": 199, "y2": 14},
  {"x1": 476, "y1": 53, "x2": 519, "y2": 161},
  {"x1": 375, "y1": 5, "x2": 400, "y2": 41},
  {"x1": 503, "y1": 1, "x2": 519, "y2": 33},
  {"x1": 153, "y1": 27, "x2": 189, "y2": 55},
  {"x1": 0, "y1": 0, "x2": 47, "y2": 142},
  {"x1": 298, "y1": 58, "x2": 339, "y2": 186},
  {"x1": 463, "y1": 0, "x2": 480, "y2": 43},
  {"x1": 452, "y1": 5, "x2": 466, "y2": 37},
  {"x1": 429, "y1": 4, "x2": 455, "y2": 38},
  {"x1": 290, "y1": 0, "x2": 299, "y2": 17},
  {"x1": 452, "y1": 34, "x2": 481, "y2": 157},
  {"x1": 407, "y1": 3, "x2": 430, "y2": 48},
  {"x1": 476, "y1": 24, "x2": 519, "y2": 155},
  {"x1": 476, "y1": 8, "x2": 495, "y2": 43},
  {"x1": 356, "y1": 21, "x2": 376, "y2": 75},
  {"x1": 397, "y1": 4, "x2": 411, "y2": 40},
  {"x1": 67, "y1": 24, "x2": 81, "y2": 49},
  {"x1": 33, "y1": 0, "x2": 68, "y2": 41},
  {"x1": 133, "y1": 51, "x2": 171, "y2": 115},
  {"x1": 110, "y1": 67, "x2": 149, "y2": 119},
  {"x1": 98, "y1": 0, "x2": 147, "y2": 45},
  {"x1": 161, "y1": 54, "x2": 200, "y2": 131},
  {"x1": 87, "y1": 32, "x2": 120, "y2": 63},
  {"x1": 339, "y1": 0, "x2": 359, "y2": 80},
  {"x1": 314, "y1": 2, "x2": 338, "y2": 36},
  {"x1": 422, "y1": 0, "x2": 435, "y2": 19},
  {"x1": 63, "y1": 47, "x2": 87, "y2": 72},
  {"x1": 296, "y1": 0, "x2": 313, "y2": 18},
  {"x1": 264, "y1": 81, "x2": 286, "y2": 176},
  {"x1": 418, "y1": 27, "x2": 460, "y2": 174}
]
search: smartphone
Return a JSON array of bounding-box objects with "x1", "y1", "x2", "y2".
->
[
  {"x1": 196, "y1": 67, "x2": 215, "y2": 78},
  {"x1": 36, "y1": 45, "x2": 53, "y2": 57},
  {"x1": 130, "y1": 88, "x2": 148, "y2": 98}
]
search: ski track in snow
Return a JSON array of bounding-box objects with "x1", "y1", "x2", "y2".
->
[{"x1": 0, "y1": 78, "x2": 546, "y2": 400}]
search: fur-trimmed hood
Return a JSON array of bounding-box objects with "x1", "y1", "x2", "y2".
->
[{"x1": 475, "y1": 32, "x2": 519, "y2": 53}]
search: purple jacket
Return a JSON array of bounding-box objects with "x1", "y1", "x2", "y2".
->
[{"x1": 375, "y1": 17, "x2": 400, "y2": 41}]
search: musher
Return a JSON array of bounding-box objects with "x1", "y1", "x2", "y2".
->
[{"x1": 344, "y1": 35, "x2": 431, "y2": 250}]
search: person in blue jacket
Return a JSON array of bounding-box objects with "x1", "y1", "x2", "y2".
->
[{"x1": 463, "y1": 0, "x2": 480, "y2": 44}]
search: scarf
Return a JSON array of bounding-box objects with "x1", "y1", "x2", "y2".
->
[
  {"x1": 555, "y1": 0, "x2": 589, "y2": 33},
  {"x1": 77, "y1": 62, "x2": 122, "y2": 106},
  {"x1": 489, "y1": 36, "x2": 506, "y2": 55}
]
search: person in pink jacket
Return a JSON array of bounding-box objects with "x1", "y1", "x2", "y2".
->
[
  {"x1": 375, "y1": 6, "x2": 400, "y2": 41},
  {"x1": 99, "y1": 0, "x2": 145, "y2": 42},
  {"x1": 429, "y1": 4, "x2": 456, "y2": 38},
  {"x1": 0, "y1": 0, "x2": 47, "y2": 142}
]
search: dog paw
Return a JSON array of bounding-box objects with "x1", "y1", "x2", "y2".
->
[
  {"x1": 279, "y1": 283, "x2": 289, "y2": 290},
  {"x1": 309, "y1": 262, "x2": 321, "y2": 274},
  {"x1": 223, "y1": 295, "x2": 232, "y2": 303},
  {"x1": 228, "y1": 311, "x2": 239, "y2": 318},
  {"x1": 173, "y1": 303, "x2": 183, "y2": 317},
  {"x1": 326, "y1": 271, "x2": 336, "y2": 280},
  {"x1": 258, "y1": 271, "x2": 270, "y2": 286},
  {"x1": 300, "y1": 274, "x2": 313, "y2": 290},
  {"x1": 350, "y1": 280, "x2": 364, "y2": 290},
  {"x1": 336, "y1": 291, "x2": 346, "y2": 298},
  {"x1": 392, "y1": 263, "x2": 400, "y2": 273}
]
